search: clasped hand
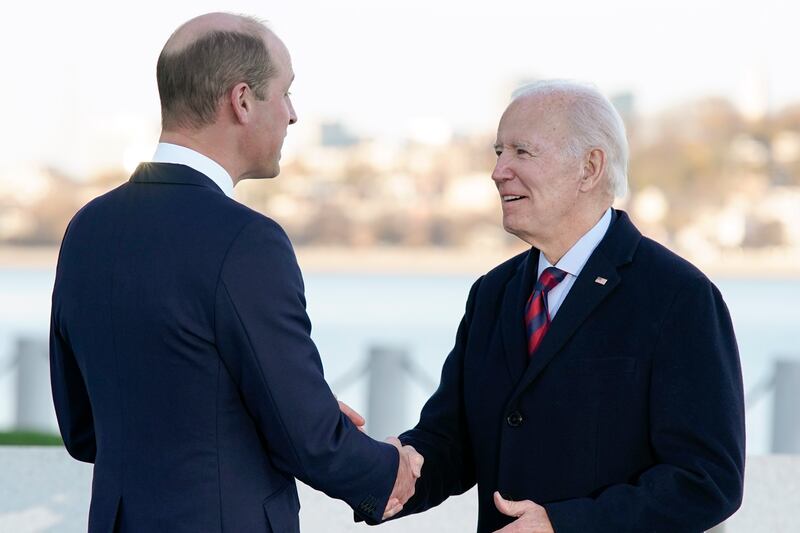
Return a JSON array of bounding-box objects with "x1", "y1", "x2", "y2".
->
[
  {"x1": 337, "y1": 401, "x2": 424, "y2": 520},
  {"x1": 383, "y1": 436, "x2": 423, "y2": 519}
]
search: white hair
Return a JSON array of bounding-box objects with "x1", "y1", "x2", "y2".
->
[{"x1": 511, "y1": 80, "x2": 629, "y2": 198}]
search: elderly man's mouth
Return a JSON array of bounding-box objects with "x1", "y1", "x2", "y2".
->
[{"x1": 502, "y1": 195, "x2": 527, "y2": 203}]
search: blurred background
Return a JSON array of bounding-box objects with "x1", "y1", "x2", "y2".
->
[{"x1": 1, "y1": 0, "x2": 799, "y2": 459}]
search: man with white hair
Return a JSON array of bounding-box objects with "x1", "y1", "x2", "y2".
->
[{"x1": 389, "y1": 81, "x2": 745, "y2": 532}]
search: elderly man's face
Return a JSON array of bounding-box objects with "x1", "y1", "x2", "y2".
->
[{"x1": 491, "y1": 95, "x2": 583, "y2": 245}]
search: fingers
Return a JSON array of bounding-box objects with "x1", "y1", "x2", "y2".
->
[
  {"x1": 383, "y1": 507, "x2": 402, "y2": 520},
  {"x1": 494, "y1": 491, "x2": 526, "y2": 518},
  {"x1": 382, "y1": 498, "x2": 403, "y2": 520},
  {"x1": 338, "y1": 400, "x2": 366, "y2": 431},
  {"x1": 386, "y1": 438, "x2": 424, "y2": 478}
]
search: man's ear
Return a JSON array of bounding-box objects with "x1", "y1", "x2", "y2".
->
[
  {"x1": 229, "y1": 82, "x2": 252, "y2": 125},
  {"x1": 578, "y1": 148, "x2": 607, "y2": 193}
]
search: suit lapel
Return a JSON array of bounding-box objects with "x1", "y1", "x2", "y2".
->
[
  {"x1": 501, "y1": 249, "x2": 538, "y2": 383},
  {"x1": 508, "y1": 210, "x2": 641, "y2": 401}
]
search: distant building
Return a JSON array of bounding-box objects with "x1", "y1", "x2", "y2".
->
[
  {"x1": 611, "y1": 91, "x2": 636, "y2": 124},
  {"x1": 320, "y1": 121, "x2": 360, "y2": 148}
]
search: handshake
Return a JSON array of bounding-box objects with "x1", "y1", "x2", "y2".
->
[
  {"x1": 383, "y1": 436, "x2": 424, "y2": 519},
  {"x1": 339, "y1": 401, "x2": 424, "y2": 521}
]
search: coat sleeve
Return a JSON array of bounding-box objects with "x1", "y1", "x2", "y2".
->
[
  {"x1": 50, "y1": 230, "x2": 97, "y2": 464},
  {"x1": 545, "y1": 275, "x2": 746, "y2": 532},
  {"x1": 214, "y1": 217, "x2": 398, "y2": 523},
  {"x1": 394, "y1": 276, "x2": 484, "y2": 516}
]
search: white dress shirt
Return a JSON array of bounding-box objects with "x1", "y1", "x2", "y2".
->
[
  {"x1": 151, "y1": 142, "x2": 235, "y2": 199},
  {"x1": 537, "y1": 208, "x2": 612, "y2": 319}
]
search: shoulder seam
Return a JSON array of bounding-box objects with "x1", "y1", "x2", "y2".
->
[{"x1": 212, "y1": 217, "x2": 265, "y2": 343}]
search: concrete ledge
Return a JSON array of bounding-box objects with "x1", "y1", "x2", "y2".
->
[
  {"x1": 1, "y1": 447, "x2": 797, "y2": 532},
  {"x1": 714, "y1": 455, "x2": 800, "y2": 532},
  {"x1": 0, "y1": 447, "x2": 476, "y2": 532}
]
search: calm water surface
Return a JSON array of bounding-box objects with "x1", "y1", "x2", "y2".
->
[{"x1": 1, "y1": 267, "x2": 797, "y2": 454}]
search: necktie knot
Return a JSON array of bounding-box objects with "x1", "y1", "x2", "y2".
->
[
  {"x1": 535, "y1": 267, "x2": 567, "y2": 294},
  {"x1": 525, "y1": 266, "x2": 567, "y2": 358}
]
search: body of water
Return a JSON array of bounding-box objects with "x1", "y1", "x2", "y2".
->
[{"x1": 1, "y1": 266, "x2": 797, "y2": 455}]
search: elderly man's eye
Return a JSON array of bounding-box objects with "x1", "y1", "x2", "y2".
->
[{"x1": 516, "y1": 148, "x2": 530, "y2": 156}]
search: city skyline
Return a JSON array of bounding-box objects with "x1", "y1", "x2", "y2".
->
[{"x1": 2, "y1": 0, "x2": 799, "y2": 178}]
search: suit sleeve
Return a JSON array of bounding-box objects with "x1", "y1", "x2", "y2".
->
[
  {"x1": 393, "y1": 277, "x2": 483, "y2": 516},
  {"x1": 50, "y1": 232, "x2": 97, "y2": 463},
  {"x1": 545, "y1": 276, "x2": 746, "y2": 532},
  {"x1": 214, "y1": 217, "x2": 398, "y2": 523}
]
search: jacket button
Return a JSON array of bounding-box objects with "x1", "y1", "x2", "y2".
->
[{"x1": 507, "y1": 411, "x2": 523, "y2": 427}]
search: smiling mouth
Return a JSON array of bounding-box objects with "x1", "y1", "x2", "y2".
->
[{"x1": 502, "y1": 195, "x2": 527, "y2": 203}]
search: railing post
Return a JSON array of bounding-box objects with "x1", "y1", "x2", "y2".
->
[
  {"x1": 366, "y1": 345, "x2": 408, "y2": 440},
  {"x1": 15, "y1": 337, "x2": 58, "y2": 433},
  {"x1": 771, "y1": 359, "x2": 800, "y2": 453}
]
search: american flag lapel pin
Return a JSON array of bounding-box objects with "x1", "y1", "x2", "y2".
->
[{"x1": 594, "y1": 276, "x2": 608, "y2": 286}]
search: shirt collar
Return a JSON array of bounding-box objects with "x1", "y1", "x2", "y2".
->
[
  {"x1": 151, "y1": 142, "x2": 235, "y2": 199},
  {"x1": 538, "y1": 208, "x2": 613, "y2": 278}
]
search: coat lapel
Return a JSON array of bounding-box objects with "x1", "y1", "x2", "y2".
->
[
  {"x1": 500, "y1": 249, "x2": 539, "y2": 383},
  {"x1": 508, "y1": 210, "x2": 641, "y2": 401}
]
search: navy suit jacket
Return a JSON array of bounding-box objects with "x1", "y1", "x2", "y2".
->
[
  {"x1": 398, "y1": 210, "x2": 745, "y2": 532},
  {"x1": 50, "y1": 163, "x2": 398, "y2": 532}
]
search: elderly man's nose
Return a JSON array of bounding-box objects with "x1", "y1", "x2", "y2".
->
[{"x1": 492, "y1": 160, "x2": 513, "y2": 182}]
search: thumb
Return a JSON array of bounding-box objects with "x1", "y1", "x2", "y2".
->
[
  {"x1": 493, "y1": 491, "x2": 525, "y2": 518},
  {"x1": 405, "y1": 445, "x2": 424, "y2": 477},
  {"x1": 385, "y1": 436, "x2": 402, "y2": 450}
]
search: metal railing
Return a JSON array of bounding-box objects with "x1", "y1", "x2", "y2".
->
[{"x1": 2, "y1": 338, "x2": 800, "y2": 532}]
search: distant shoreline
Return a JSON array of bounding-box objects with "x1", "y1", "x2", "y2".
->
[{"x1": 1, "y1": 245, "x2": 799, "y2": 278}]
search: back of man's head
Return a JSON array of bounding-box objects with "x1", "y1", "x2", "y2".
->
[{"x1": 157, "y1": 13, "x2": 275, "y2": 130}]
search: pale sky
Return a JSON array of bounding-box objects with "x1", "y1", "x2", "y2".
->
[{"x1": 1, "y1": 0, "x2": 798, "y2": 177}]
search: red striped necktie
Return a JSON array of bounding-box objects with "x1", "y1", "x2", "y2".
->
[{"x1": 525, "y1": 266, "x2": 568, "y2": 358}]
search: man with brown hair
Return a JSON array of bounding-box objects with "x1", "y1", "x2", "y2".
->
[{"x1": 50, "y1": 13, "x2": 421, "y2": 532}]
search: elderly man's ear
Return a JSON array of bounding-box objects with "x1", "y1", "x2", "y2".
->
[{"x1": 578, "y1": 148, "x2": 607, "y2": 193}]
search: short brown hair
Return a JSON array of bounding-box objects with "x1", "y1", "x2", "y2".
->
[{"x1": 157, "y1": 25, "x2": 275, "y2": 129}]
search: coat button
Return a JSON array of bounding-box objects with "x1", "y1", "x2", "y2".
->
[{"x1": 506, "y1": 411, "x2": 523, "y2": 427}]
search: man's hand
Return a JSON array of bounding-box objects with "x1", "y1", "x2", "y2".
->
[
  {"x1": 338, "y1": 400, "x2": 366, "y2": 432},
  {"x1": 492, "y1": 491, "x2": 554, "y2": 533},
  {"x1": 383, "y1": 436, "x2": 424, "y2": 520}
]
